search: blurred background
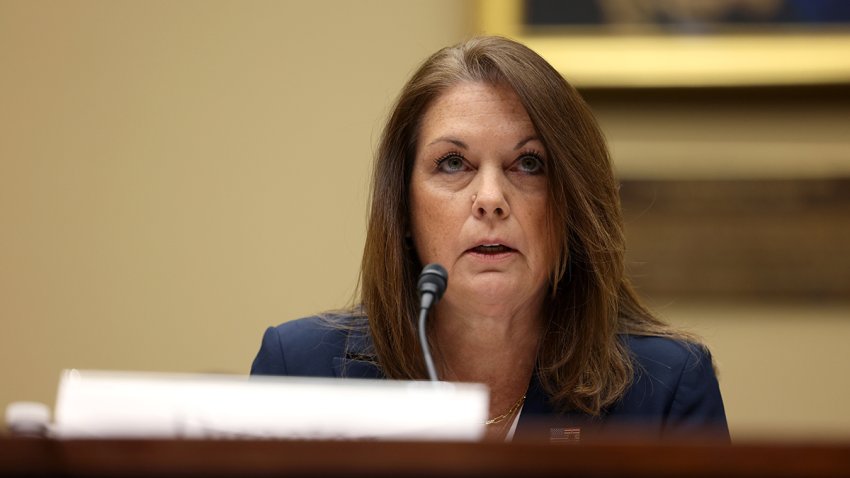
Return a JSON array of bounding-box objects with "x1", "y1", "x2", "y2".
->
[{"x1": 1, "y1": 0, "x2": 848, "y2": 441}]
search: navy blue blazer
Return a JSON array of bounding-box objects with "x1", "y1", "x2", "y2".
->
[{"x1": 251, "y1": 316, "x2": 729, "y2": 443}]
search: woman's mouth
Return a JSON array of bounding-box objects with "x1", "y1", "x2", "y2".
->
[
  {"x1": 469, "y1": 244, "x2": 515, "y2": 255},
  {"x1": 465, "y1": 243, "x2": 518, "y2": 265}
]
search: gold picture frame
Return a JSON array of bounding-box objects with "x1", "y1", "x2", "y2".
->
[{"x1": 477, "y1": 0, "x2": 850, "y2": 87}]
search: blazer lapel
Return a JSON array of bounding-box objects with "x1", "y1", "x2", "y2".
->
[
  {"x1": 515, "y1": 374, "x2": 592, "y2": 443},
  {"x1": 331, "y1": 326, "x2": 384, "y2": 379}
]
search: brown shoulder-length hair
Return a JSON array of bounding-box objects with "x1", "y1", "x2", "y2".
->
[{"x1": 358, "y1": 36, "x2": 698, "y2": 415}]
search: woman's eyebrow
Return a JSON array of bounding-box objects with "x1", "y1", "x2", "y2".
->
[
  {"x1": 514, "y1": 135, "x2": 540, "y2": 150},
  {"x1": 427, "y1": 137, "x2": 468, "y2": 149}
]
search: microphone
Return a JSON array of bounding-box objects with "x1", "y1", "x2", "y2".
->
[{"x1": 417, "y1": 263, "x2": 448, "y2": 382}]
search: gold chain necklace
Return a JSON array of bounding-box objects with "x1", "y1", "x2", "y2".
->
[{"x1": 484, "y1": 394, "x2": 526, "y2": 425}]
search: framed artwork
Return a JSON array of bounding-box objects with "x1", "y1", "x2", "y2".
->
[{"x1": 477, "y1": 0, "x2": 850, "y2": 87}]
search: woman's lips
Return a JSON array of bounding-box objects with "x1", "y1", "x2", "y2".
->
[{"x1": 465, "y1": 244, "x2": 517, "y2": 261}]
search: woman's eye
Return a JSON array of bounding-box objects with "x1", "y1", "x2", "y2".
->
[
  {"x1": 516, "y1": 154, "x2": 544, "y2": 174},
  {"x1": 437, "y1": 154, "x2": 466, "y2": 173}
]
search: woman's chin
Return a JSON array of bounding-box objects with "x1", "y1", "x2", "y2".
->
[{"x1": 447, "y1": 276, "x2": 538, "y2": 310}]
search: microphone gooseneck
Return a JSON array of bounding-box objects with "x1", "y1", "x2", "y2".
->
[{"x1": 416, "y1": 263, "x2": 448, "y2": 382}]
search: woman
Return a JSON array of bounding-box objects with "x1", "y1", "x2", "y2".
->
[{"x1": 252, "y1": 36, "x2": 728, "y2": 442}]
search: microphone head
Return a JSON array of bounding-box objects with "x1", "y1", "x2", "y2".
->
[{"x1": 417, "y1": 263, "x2": 448, "y2": 304}]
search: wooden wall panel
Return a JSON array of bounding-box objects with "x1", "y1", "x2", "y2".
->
[{"x1": 620, "y1": 178, "x2": 850, "y2": 299}]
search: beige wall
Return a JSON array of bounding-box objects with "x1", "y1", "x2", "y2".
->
[{"x1": 2, "y1": 0, "x2": 848, "y2": 442}]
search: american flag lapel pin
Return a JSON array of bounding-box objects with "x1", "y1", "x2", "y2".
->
[{"x1": 550, "y1": 427, "x2": 581, "y2": 444}]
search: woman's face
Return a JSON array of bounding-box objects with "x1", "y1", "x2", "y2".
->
[{"x1": 409, "y1": 82, "x2": 551, "y2": 315}]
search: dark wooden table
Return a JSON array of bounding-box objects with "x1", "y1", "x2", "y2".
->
[{"x1": 2, "y1": 437, "x2": 850, "y2": 477}]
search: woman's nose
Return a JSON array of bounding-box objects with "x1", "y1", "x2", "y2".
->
[{"x1": 472, "y1": 168, "x2": 510, "y2": 219}]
